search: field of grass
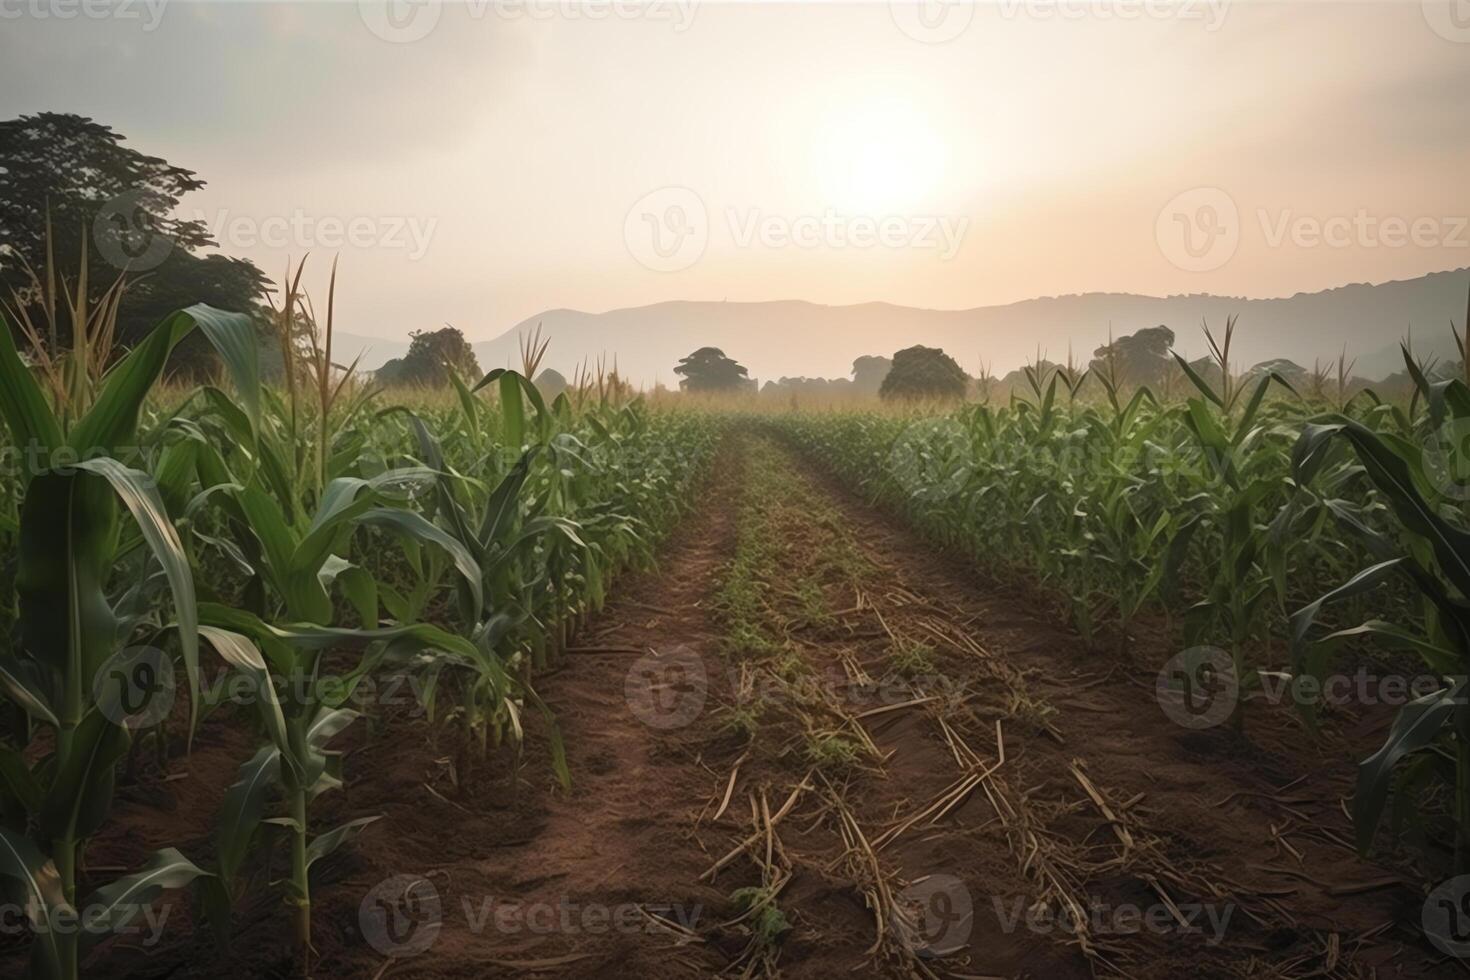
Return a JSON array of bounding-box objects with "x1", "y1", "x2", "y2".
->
[{"x1": 4, "y1": 293, "x2": 1470, "y2": 977}]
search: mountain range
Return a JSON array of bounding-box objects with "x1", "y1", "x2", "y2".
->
[{"x1": 335, "y1": 267, "x2": 1470, "y2": 386}]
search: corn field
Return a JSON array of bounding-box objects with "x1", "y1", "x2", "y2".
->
[
  {"x1": 0, "y1": 286, "x2": 719, "y2": 979},
  {"x1": 4, "y1": 286, "x2": 1470, "y2": 976},
  {"x1": 772, "y1": 319, "x2": 1470, "y2": 888}
]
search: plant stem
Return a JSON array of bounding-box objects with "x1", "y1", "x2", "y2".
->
[
  {"x1": 285, "y1": 704, "x2": 314, "y2": 978},
  {"x1": 55, "y1": 833, "x2": 79, "y2": 980},
  {"x1": 290, "y1": 781, "x2": 312, "y2": 977},
  {"x1": 1457, "y1": 738, "x2": 1470, "y2": 875}
]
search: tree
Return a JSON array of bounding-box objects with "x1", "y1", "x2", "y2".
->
[
  {"x1": 851, "y1": 355, "x2": 892, "y2": 396},
  {"x1": 673, "y1": 347, "x2": 752, "y2": 393},
  {"x1": 1090, "y1": 325, "x2": 1175, "y2": 389},
  {"x1": 376, "y1": 326, "x2": 480, "y2": 387},
  {"x1": 0, "y1": 112, "x2": 269, "y2": 367},
  {"x1": 879, "y1": 345, "x2": 968, "y2": 401}
]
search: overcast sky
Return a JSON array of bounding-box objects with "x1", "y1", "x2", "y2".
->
[{"x1": 2, "y1": 1, "x2": 1467, "y2": 345}]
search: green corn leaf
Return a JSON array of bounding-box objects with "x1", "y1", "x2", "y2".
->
[
  {"x1": 478, "y1": 448, "x2": 537, "y2": 550},
  {"x1": 500, "y1": 370, "x2": 525, "y2": 448},
  {"x1": 337, "y1": 565, "x2": 380, "y2": 628},
  {"x1": 524, "y1": 685, "x2": 571, "y2": 791},
  {"x1": 199, "y1": 626, "x2": 296, "y2": 777},
  {"x1": 67, "y1": 312, "x2": 186, "y2": 456},
  {"x1": 0, "y1": 654, "x2": 59, "y2": 728},
  {"x1": 1333, "y1": 420, "x2": 1470, "y2": 602},
  {"x1": 196, "y1": 386, "x2": 257, "y2": 455},
  {"x1": 474, "y1": 368, "x2": 547, "y2": 444},
  {"x1": 188, "y1": 305, "x2": 262, "y2": 435},
  {"x1": 0, "y1": 309, "x2": 63, "y2": 458},
  {"x1": 0, "y1": 744, "x2": 41, "y2": 814},
  {"x1": 235, "y1": 482, "x2": 298, "y2": 589},
  {"x1": 1232, "y1": 373, "x2": 1274, "y2": 447},
  {"x1": 39, "y1": 706, "x2": 131, "y2": 842},
  {"x1": 215, "y1": 715, "x2": 357, "y2": 885},
  {"x1": 78, "y1": 848, "x2": 210, "y2": 955},
  {"x1": 304, "y1": 815, "x2": 381, "y2": 871},
  {"x1": 448, "y1": 366, "x2": 479, "y2": 429},
  {"x1": 1172, "y1": 352, "x2": 1223, "y2": 407},
  {"x1": 73, "y1": 457, "x2": 200, "y2": 737},
  {"x1": 360, "y1": 508, "x2": 484, "y2": 621},
  {"x1": 70, "y1": 305, "x2": 256, "y2": 457},
  {"x1": 198, "y1": 603, "x2": 483, "y2": 665},
  {"x1": 308, "y1": 707, "x2": 361, "y2": 748},
  {"x1": 1355, "y1": 680, "x2": 1464, "y2": 853},
  {"x1": 1290, "y1": 558, "x2": 1403, "y2": 652},
  {"x1": 1319, "y1": 621, "x2": 1460, "y2": 675},
  {"x1": 215, "y1": 744, "x2": 280, "y2": 887},
  {"x1": 0, "y1": 826, "x2": 69, "y2": 978},
  {"x1": 379, "y1": 407, "x2": 477, "y2": 548}
]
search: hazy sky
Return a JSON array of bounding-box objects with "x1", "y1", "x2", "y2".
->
[{"x1": 2, "y1": 1, "x2": 1467, "y2": 346}]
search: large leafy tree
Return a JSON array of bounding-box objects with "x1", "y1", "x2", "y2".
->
[
  {"x1": 851, "y1": 354, "x2": 892, "y2": 396},
  {"x1": 1089, "y1": 325, "x2": 1175, "y2": 388},
  {"x1": 674, "y1": 346, "x2": 751, "y2": 392},
  {"x1": 879, "y1": 345, "x2": 968, "y2": 401},
  {"x1": 376, "y1": 326, "x2": 481, "y2": 386},
  {"x1": 0, "y1": 112, "x2": 269, "y2": 371}
]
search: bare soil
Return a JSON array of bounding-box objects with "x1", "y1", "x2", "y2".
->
[{"x1": 10, "y1": 429, "x2": 1456, "y2": 979}]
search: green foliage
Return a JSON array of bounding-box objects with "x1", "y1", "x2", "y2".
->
[
  {"x1": 1090, "y1": 325, "x2": 1175, "y2": 389},
  {"x1": 674, "y1": 346, "x2": 752, "y2": 393},
  {"x1": 0, "y1": 294, "x2": 721, "y2": 977},
  {"x1": 1289, "y1": 331, "x2": 1470, "y2": 871},
  {"x1": 769, "y1": 310, "x2": 1470, "y2": 881},
  {"x1": 0, "y1": 112, "x2": 270, "y2": 363},
  {"x1": 850, "y1": 355, "x2": 893, "y2": 396},
  {"x1": 0, "y1": 303, "x2": 252, "y2": 980},
  {"x1": 376, "y1": 326, "x2": 481, "y2": 387},
  {"x1": 878, "y1": 345, "x2": 967, "y2": 402}
]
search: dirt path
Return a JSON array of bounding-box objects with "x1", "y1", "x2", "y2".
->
[
  {"x1": 77, "y1": 428, "x2": 1456, "y2": 979},
  {"x1": 777, "y1": 433, "x2": 1444, "y2": 979}
]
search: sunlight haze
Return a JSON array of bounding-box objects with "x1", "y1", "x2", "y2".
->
[{"x1": 2, "y1": 1, "x2": 1466, "y2": 374}]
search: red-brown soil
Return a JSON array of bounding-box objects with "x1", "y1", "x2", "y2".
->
[{"x1": 5, "y1": 430, "x2": 1457, "y2": 979}]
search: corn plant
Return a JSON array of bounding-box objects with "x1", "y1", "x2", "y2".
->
[
  {"x1": 0, "y1": 300, "x2": 255, "y2": 980},
  {"x1": 1291, "y1": 333, "x2": 1470, "y2": 872}
]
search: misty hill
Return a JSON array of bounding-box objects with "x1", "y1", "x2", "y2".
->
[{"x1": 342, "y1": 269, "x2": 1469, "y2": 385}]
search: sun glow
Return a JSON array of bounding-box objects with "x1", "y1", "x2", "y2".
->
[{"x1": 811, "y1": 97, "x2": 948, "y2": 215}]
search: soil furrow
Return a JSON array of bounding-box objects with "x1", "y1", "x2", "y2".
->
[{"x1": 87, "y1": 426, "x2": 1452, "y2": 979}]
